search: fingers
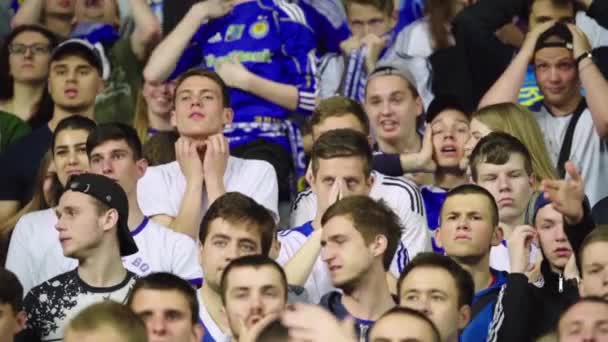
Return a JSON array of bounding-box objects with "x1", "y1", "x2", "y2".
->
[{"x1": 564, "y1": 160, "x2": 582, "y2": 183}]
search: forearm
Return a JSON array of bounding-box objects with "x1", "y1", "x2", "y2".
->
[
  {"x1": 143, "y1": 9, "x2": 203, "y2": 82},
  {"x1": 565, "y1": 198, "x2": 594, "y2": 254},
  {"x1": 11, "y1": 0, "x2": 43, "y2": 28},
  {"x1": 243, "y1": 74, "x2": 300, "y2": 112},
  {"x1": 284, "y1": 229, "x2": 322, "y2": 286},
  {"x1": 205, "y1": 180, "x2": 226, "y2": 208},
  {"x1": 129, "y1": 0, "x2": 162, "y2": 60},
  {"x1": 478, "y1": 49, "x2": 530, "y2": 108},
  {"x1": 491, "y1": 274, "x2": 534, "y2": 342},
  {"x1": 579, "y1": 57, "x2": 608, "y2": 137},
  {"x1": 170, "y1": 181, "x2": 204, "y2": 240}
]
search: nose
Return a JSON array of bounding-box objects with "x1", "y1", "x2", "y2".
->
[
  {"x1": 549, "y1": 67, "x2": 561, "y2": 82},
  {"x1": 321, "y1": 244, "x2": 334, "y2": 263},
  {"x1": 554, "y1": 226, "x2": 568, "y2": 242},
  {"x1": 101, "y1": 158, "x2": 113, "y2": 175},
  {"x1": 67, "y1": 150, "x2": 79, "y2": 165},
  {"x1": 225, "y1": 242, "x2": 239, "y2": 262},
  {"x1": 23, "y1": 47, "x2": 34, "y2": 59},
  {"x1": 497, "y1": 173, "x2": 511, "y2": 191},
  {"x1": 249, "y1": 293, "x2": 264, "y2": 313},
  {"x1": 150, "y1": 315, "x2": 167, "y2": 336},
  {"x1": 456, "y1": 216, "x2": 470, "y2": 231}
]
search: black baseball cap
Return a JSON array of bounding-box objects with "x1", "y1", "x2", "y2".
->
[
  {"x1": 65, "y1": 173, "x2": 138, "y2": 256},
  {"x1": 425, "y1": 94, "x2": 469, "y2": 123},
  {"x1": 51, "y1": 38, "x2": 111, "y2": 80},
  {"x1": 534, "y1": 22, "x2": 574, "y2": 54}
]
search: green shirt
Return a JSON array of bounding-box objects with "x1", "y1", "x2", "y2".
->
[
  {"x1": 0, "y1": 111, "x2": 31, "y2": 153},
  {"x1": 94, "y1": 37, "x2": 144, "y2": 125}
]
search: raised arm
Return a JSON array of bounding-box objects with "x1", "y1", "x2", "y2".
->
[
  {"x1": 143, "y1": 0, "x2": 234, "y2": 82},
  {"x1": 568, "y1": 24, "x2": 608, "y2": 138},
  {"x1": 10, "y1": 0, "x2": 44, "y2": 28},
  {"x1": 478, "y1": 21, "x2": 555, "y2": 108},
  {"x1": 129, "y1": 0, "x2": 162, "y2": 61}
]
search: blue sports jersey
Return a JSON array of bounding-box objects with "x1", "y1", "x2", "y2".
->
[
  {"x1": 519, "y1": 64, "x2": 544, "y2": 109},
  {"x1": 296, "y1": 0, "x2": 351, "y2": 56},
  {"x1": 173, "y1": 0, "x2": 317, "y2": 125},
  {"x1": 394, "y1": 0, "x2": 425, "y2": 34},
  {"x1": 421, "y1": 185, "x2": 447, "y2": 253}
]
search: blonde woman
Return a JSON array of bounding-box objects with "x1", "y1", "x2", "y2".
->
[
  {"x1": 464, "y1": 102, "x2": 558, "y2": 183},
  {"x1": 133, "y1": 80, "x2": 174, "y2": 143}
]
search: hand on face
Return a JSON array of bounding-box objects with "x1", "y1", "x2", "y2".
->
[
  {"x1": 566, "y1": 23, "x2": 592, "y2": 58},
  {"x1": 540, "y1": 161, "x2": 585, "y2": 224},
  {"x1": 508, "y1": 225, "x2": 537, "y2": 274},
  {"x1": 339, "y1": 35, "x2": 362, "y2": 55},
  {"x1": 175, "y1": 137, "x2": 205, "y2": 184},
  {"x1": 521, "y1": 20, "x2": 558, "y2": 59},
  {"x1": 281, "y1": 303, "x2": 356, "y2": 342},
  {"x1": 192, "y1": 0, "x2": 235, "y2": 22},
  {"x1": 236, "y1": 312, "x2": 281, "y2": 342},
  {"x1": 202, "y1": 133, "x2": 229, "y2": 187}
]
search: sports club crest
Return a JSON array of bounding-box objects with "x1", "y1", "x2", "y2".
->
[
  {"x1": 225, "y1": 24, "x2": 245, "y2": 42},
  {"x1": 249, "y1": 20, "x2": 269, "y2": 39}
]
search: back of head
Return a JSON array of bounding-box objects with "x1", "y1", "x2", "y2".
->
[
  {"x1": 472, "y1": 103, "x2": 557, "y2": 180},
  {"x1": 255, "y1": 319, "x2": 289, "y2": 342},
  {"x1": 321, "y1": 195, "x2": 402, "y2": 270},
  {"x1": 127, "y1": 272, "x2": 199, "y2": 324},
  {"x1": 311, "y1": 128, "x2": 372, "y2": 177},
  {"x1": 577, "y1": 225, "x2": 608, "y2": 272},
  {"x1": 51, "y1": 115, "x2": 97, "y2": 152},
  {"x1": 469, "y1": 132, "x2": 533, "y2": 182},
  {"x1": 0, "y1": 268, "x2": 23, "y2": 314},
  {"x1": 199, "y1": 192, "x2": 276, "y2": 255},
  {"x1": 86, "y1": 123, "x2": 143, "y2": 161},
  {"x1": 372, "y1": 307, "x2": 442, "y2": 342},
  {"x1": 398, "y1": 252, "x2": 474, "y2": 308},
  {"x1": 65, "y1": 301, "x2": 147, "y2": 342},
  {"x1": 311, "y1": 96, "x2": 370, "y2": 136}
]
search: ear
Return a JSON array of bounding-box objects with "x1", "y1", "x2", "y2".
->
[
  {"x1": 222, "y1": 107, "x2": 234, "y2": 126},
  {"x1": 414, "y1": 96, "x2": 424, "y2": 118},
  {"x1": 198, "y1": 241, "x2": 205, "y2": 267},
  {"x1": 371, "y1": 234, "x2": 388, "y2": 257},
  {"x1": 366, "y1": 173, "x2": 375, "y2": 190},
  {"x1": 102, "y1": 208, "x2": 120, "y2": 232},
  {"x1": 434, "y1": 229, "x2": 444, "y2": 249},
  {"x1": 528, "y1": 173, "x2": 536, "y2": 190},
  {"x1": 458, "y1": 305, "x2": 472, "y2": 329},
  {"x1": 170, "y1": 109, "x2": 177, "y2": 127},
  {"x1": 14, "y1": 310, "x2": 27, "y2": 334},
  {"x1": 97, "y1": 79, "x2": 107, "y2": 94},
  {"x1": 193, "y1": 322, "x2": 205, "y2": 342},
  {"x1": 269, "y1": 235, "x2": 281, "y2": 260},
  {"x1": 578, "y1": 278, "x2": 587, "y2": 297},
  {"x1": 308, "y1": 166, "x2": 317, "y2": 193},
  {"x1": 135, "y1": 158, "x2": 148, "y2": 178},
  {"x1": 491, "y1": 225, "x2": 504, "y2": 247}
]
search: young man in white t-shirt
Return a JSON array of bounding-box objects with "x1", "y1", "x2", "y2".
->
[
  {"x1": 479, "y1": 21, "x2": 608, "y2": 208},
  {"x1": 22, "y1": 173, "x2": 139, "y2": 342},
  {"x1": 196, "y1": 192, "x2": 277, "y2": 342},
  {"x1": 290, "y1": 96, "x2": 430, "y2": 260},
  {"x1": 137, "y1": 68, "x2": 279, "y2": 240},
  {"x1": 281, "y1": 129, "x2": 416, "y2": 303}
]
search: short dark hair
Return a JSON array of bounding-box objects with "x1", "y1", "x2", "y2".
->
[
  {"x1": 173, "y1": 68, "x2": 230, "y2": 107},
  {"x1": 65, "y1": 301, "x2": 147, "y2": 342},
  {"x1": 441, "y1": 184, "x2": 499, "y2": 228},
  {"x1": 199, "y1": 192, "x2": 276, "y2": 256},
  {"x1": 469, "y1": 132, "x2": 533, "y2": 182},
  {"x1": 310, "y1": 96, "x2": 370, "y2": 135},
  {"x1": 557, "y1": 296, "x2": 608, "y2": 339},
  {"x1": 127, "y1": 272, "x2": 199, "y2": 324},
  {"x1": 0, "y1": 268, "x2": 23, "y2": 313},
  {"x1": 86, "y1": 123, "x2": 143, "y2": 161},
  {"x1": 397, "y1": 252, "x2": 474, "y2": 308},
  {"x1": 347, "y1": 0, "x2": 394, "y2": 17},
  {"x1": 311, "y1": 129, "x2": 372, "y2": 177},
  {"x1": 255, "y1": 319, "x2": 289, "y2": 342},
  {"x1": 219, "y1": 255, "x2": 288, "y2": 304},
  {"x1": 52, "y1": 116, "x2": 97, "y2": 153},
  {"x1": 372, "y1": 307, "x2": 441, "y2": 342},
  {"x1": 577, "y1": 225, "x2": 608, "y2": 273},
  {"x1": 321, "y1": 196, "x2": 402, "y2": 270}
]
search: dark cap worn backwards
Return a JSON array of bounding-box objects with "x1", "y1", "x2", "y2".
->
[
  {"x1": 534, "y1": 22, "x2": 574, "y2": 54},
  {"x1": 65, "y1": 173, "x2": 138, "y2": 256}
]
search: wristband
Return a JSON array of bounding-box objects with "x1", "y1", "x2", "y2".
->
[{"x1": 576, "y1": 51, "x2": 593, "y2": 67}]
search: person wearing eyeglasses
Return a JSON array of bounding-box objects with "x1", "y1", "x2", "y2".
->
[{"x1": 0, "y1": 25, "x2": 58, "y2": 149}]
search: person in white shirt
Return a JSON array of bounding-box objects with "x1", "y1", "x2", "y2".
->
[
  {"x1": 137, "y1": 68, "x2": 279, "y2": 240},
  {"x1": 5, "y1": 120, "x2": 203, "y2": 294},
  {"x1": 196, "y1": 192, "x2": 277, "y2": 342},
  {"x1": 5, "y1": 115, "x2": 97, "y2": 294},
  {"x1": 87, "y1": 123, "x2": 202, "y2": 284},
  {"x1": 22, "y1": 173, "x2": 139, "y2": 342},
  {"x1": 281, "y1": 129, "x2": 415, "y2": 303},
  {"x1": 290, "y1": 96, "x2": 430, "y2": 260},
  {"x1": 479, "y1": 21, "x2": 608, "y2": 208}
]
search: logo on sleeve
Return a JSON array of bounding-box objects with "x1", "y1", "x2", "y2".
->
[
  {"x1": 249, "y1": 20, "x2": 269, "y2": 39},
  {"x1": 225, "y1": 24, "x2": 245, "y2": 42}
]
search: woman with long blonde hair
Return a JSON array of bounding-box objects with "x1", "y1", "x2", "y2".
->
[
  {"x1": 133, "y1": 80, "x2": 174, "y2": 143},
  {"x1": 464, "y1": 102, "x2": 558, "y2": 183}
]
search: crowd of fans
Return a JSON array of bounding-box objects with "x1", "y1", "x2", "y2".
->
[{"x1": 0, "y1": 0, "x2": 607, "y2": 341}]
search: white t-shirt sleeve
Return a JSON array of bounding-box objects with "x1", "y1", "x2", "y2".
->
[
  {"x1": 289, "y1": 190, "x2": 316, "y2": 228},
  {"x1": 137, "y1": 165, "x2": 176, "y2": 217},
  {"x1": 5, "y1": 215, "x2": 40, "y2": 294},
  {"x1": 169, "y1": 231, "x2": 203, "y2": 282},
  {"x1": 276, "y1": 230, "x2": 305, "y2": 266},
  {"x1": 242, "y1": 160, "x2": 280, "y2": 221}
]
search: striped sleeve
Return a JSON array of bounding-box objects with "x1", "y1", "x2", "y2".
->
[{"x1": 275, "y1": 1, "x2": 318, "y2": 114}]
